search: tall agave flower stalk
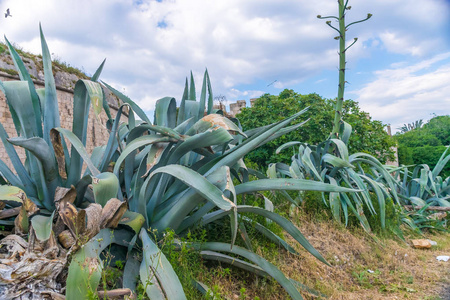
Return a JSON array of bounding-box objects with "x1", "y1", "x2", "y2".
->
[
  {"x1": 271, "y1": 2, "x2": 400, "y2": 233},
  {"x1": 318, "y1": 0, "x2": 371, "y2": 139}
]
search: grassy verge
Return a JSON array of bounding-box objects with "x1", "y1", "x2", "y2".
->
[
  {"x1": 96, "y1": 195, "x2": 448, "y2": 299},
  {"x1": 191, "y1": 208, "x2": 449, "y2": 299},
  {"x1": 285, "y1": 209, "x2": 449, "y2": 299}
]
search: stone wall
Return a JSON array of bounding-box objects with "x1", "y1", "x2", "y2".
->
[
  {"x1": 384, "y1": 125, "x2": 399, "y2": 166},
  {"x1": 229, "y1": 100, "x2": 247, "y2": 117},
  {"x1": 0, "y1": 72, "x2": 128, "y2": 171},
  {"x1": 215, "y1": 98, "x2": 258, "y2": 118}
]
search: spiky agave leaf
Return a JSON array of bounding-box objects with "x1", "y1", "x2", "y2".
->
[
  {"x1": 97, "y1": 75, "x2": 363, "y2": 298},
  {"x1": 66, "y1": 229, "x2": 134, "y2": 299},
  {"x1": 1, "y1": 28, "x2": 111, "y2": 212},
  {"x1": 189, "y1": 242, "x2": 304, "y2": 299},
  {"x1": 4, "y1": 36, "x2": 42, "y2": 137},
  {"x1": 8, "y1": 137, "x2": 60, "y2": 209},
  {"x1": 0, "y1": 81, "x2": 49, "y2": 207},
  {"x1": 139, "y1": 229, "x2": 186, "y2": 299}
]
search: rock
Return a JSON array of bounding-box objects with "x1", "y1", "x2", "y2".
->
[
  {"x1": 412, "y1": 239, "x2": 432, "y2": 249},
  {"x1": 54, "y1": 71, "x2": 79, "y2": 90},
  {"x1": 428, "y1": 240, "x2": 437, "y2": 246},
  {"x1": 428, "y1": 212, "x2": 447, "y2": 220}
]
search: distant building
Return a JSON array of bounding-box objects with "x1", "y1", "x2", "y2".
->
[
  {"x1": 227, "y1": 98, "x2": 258, "y2": 117},
  {"x1": 384, "y1": 125, "x2": 398, "y2": 166}
]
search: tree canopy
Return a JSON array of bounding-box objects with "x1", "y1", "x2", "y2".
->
[
  {"x1": 237, "y1": 89, "x2": 395, "y2": 166},
  {"x1": 395, "y1": 115, "x2": 450, "y2": 177}
]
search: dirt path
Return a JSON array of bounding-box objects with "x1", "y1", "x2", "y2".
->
[
  {"x1": 200, "y1": 212, "x2": 450, "y2": 299},
  {"x1": 283, "y1": 215, "x2": 450, "y2": 300},
  {"x1": 441, "y1": 286, "x2": 450, "y2": 300}
]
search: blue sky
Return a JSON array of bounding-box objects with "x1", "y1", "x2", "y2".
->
[{"x1": 1, "y1": 0, "x2": 449, "y2": 132}]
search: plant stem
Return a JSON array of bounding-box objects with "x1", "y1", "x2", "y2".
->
[
  {"x1": 320, "y1": 1, "x2": 371, "y2": 139},
  {"x1": 331, "y1": 0, "x2": 347, "y2": 139}
]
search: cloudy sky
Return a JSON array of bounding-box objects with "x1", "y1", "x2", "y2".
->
[{"x1": 1, "y1": 0, "x2": 449, "y2": 132}]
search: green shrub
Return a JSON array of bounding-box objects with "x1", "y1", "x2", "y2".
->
[
  {"x1": 410, "y1": 146, "x2": 450, "y2": 177},
  {"x1": 238, "y1": 91, "x2": 395, "y2": 167},
  {"x1": 396, "y1": 115, "x2": 450, "y2": 177}
]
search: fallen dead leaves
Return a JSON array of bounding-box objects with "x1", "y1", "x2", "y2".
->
[{"x1": 0, "y1": 186, "x2": 129, "y2": 299}]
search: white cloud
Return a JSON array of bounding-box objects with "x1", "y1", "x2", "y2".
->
[
  {"x1": 350, "y1": 52, "x2": 450, "y2": 130},
  {"x1": 0, "y1": 0, "x2": 449, "y2": 123},
  {"x1": 378, "y1": 31, "x2": 445, "y2": 57},
  {"x1": 379, "y1": 32, "x2": 423, "y2": 56},
  {"x1": 228, "y1": 88, "x2": 264, "y2": 101}
]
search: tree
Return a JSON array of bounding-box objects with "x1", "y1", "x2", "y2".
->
[
  {"x1": 396, "y1": 115, "x2": 450, "y2": 177},
  {"x1": 238, "y1": 89, "x2": 395, "y2": 166},
  {"x1": 398, "y1": 119, "x2": 423, "y2": 133},
  {"x1": 426, "y1": 115, "x2": 450, "y2": 146}
]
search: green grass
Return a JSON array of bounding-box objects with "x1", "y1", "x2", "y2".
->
[
  {"x1": 52, "y1": 58, "x2": 89, "y2": 79},
  {"x1": 0, "y1": 67, "x2": 18, "y2": 76},
  {"x1": 0, "y1": 41, "x2": 89, "y2": 80}
]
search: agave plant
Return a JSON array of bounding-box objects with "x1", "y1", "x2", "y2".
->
[
  {"x1": 0, "y1": 25, "x2": 116, "y2": 209},
  {"x1": 386, "y1": 146, "x2": 450, "y2": 208},
  {"x1": 0, "y1": 25, "x2": 118, "y2": 221},
  {"x1": 268, "y1": 1, "x2": 401, "y2": 233},
  {"x1": 381, "y1": 148, "x2": 450, "y2": 233},
  {"x1": 63, "y1": 71, "x2": 361, "y2": 300},
  {"x1": 275, "y1": 124, "x2": 401, "y2": 232},
  {"x1": 0, "y1": 28, "x2": 360, "y2": 299},
  {"x1": 0, "y1": 26, "x2": 134, "y2": 298}
]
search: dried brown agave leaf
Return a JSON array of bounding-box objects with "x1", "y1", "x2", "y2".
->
[
  {"x1": 23, "y1": 197, "x2": 39, "y2": 216},
  {"x1": 51, "y1": 128, "x2": 68, "y2": 181},
  {"x1": 82, "y1": 203, "x2": 102, "y2": 241},
  {"x1": 28, "y1": 226, "x2": 59, "y2": 258},
  {"x1": 76, "y1": 208, "x2": 86, "y2": 236},
  {"x1": 13, "y1": 196, "x2": 39, "y2": 235},
  {"x1": 0, "y1": 234, "x2": 28, "y2": 260},
  {"x1": 41, "y1": 291, "x2": 66, "y2": 300},
  {"x1": 14, "y1": 205, "x2": 29, "y2": 235},
  {"x1": 100, "y1": 198, "x2": 127, "y2": 229},
  {"x1": 53, "y1": 214, "x2": 66, "y2": 237},
  {"x1": 54, "y1": 186, "x2": 85, "y2": 241},
  {"x1": 54, "y1": 186, "x2": 77, "y2": 206},
  {"x1": 58, "y1": 229, "x2": 76, "y2": 249},
  {"x1": 58, "y1": 201, "x2": 78, "y2": 238},
  {"x1": 0, "y1": 206, "x2": 21, "y2": 220},
  {"x1": 97, "y1": 288, "x2": 133, "y2": 299}
]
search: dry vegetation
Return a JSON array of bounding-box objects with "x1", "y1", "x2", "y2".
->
[{"x1": 199, "y1": 208, "x2": 449, "y2": 300}]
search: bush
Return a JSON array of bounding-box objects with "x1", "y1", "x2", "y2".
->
[
  {"x1": 238, "y1": 90, "x2": 395, "y2": 167},
  {"x1": 396, "y1": 115, "x2": 450, "y2": 177}
]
